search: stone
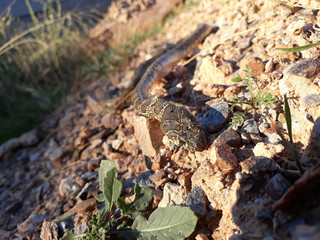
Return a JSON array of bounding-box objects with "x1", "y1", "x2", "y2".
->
[
  {"x1": 255, "y1": 209, "x2": 273, "y2": 219},
  {"x1": 300, "y1": 94, "x2": 320, "y2": 108},
  {"x1": 158, "y1": 183, "x2": 186, "y2": 208},
  {"x1": 235, "y1": 38, "x2": 252, "y2": 50},
  {"x1": 5, "y1": 201, "x2": 23, "y2": 213},
  {"x1": 215, "y1": 129, "x2": 242, "y2": 147},
  {"x1": 71, "y1": 198, "x2": 98, "y2": 214},
  {"x1": 149, "y1": 169, "x2": 167, "y2": 188},
  {"x1": 74, "y1": 222, "x2": 88, "y2": 235},
  {"x1": 100, "y1": 113, "x2": 122, "y2": 130},
  {"x1": 0, "y1": 129, "x2": 39, "y2": 158},
  {"x1": 40, "y1": 221, "x2": 59, "y2": 240},
  {"x1": 186, "y1": 187, "x2": 206, "y2": 216},
  {"x1": 87, "y1": 158, "x2": 100, "y2": 172},
  {"x1": 209, "y1": 142, "x2": 237, "y2": 175},
  {"x1": 198, "y1": 55, "x2": 232, "y2": 86},
  {"x1": 111, "y1": 137, "x2": 124, "y2": 151},
  {"x1": 286, "y1": 58, "x2": 320, "y2": 78},
  {"x1": 265, "y1": 173, "x2": 291, "y2": 200},
  {"x1": 239, "y1": 57, "x2": 265, "y2": 78},
  {"x1": 137, "y1": 171, "x2": 155, "y2": 188},
  {"x1": 133, "y1": 116, "x2": 164, "y2": 158},
  {"x1": 199, "y1": 101, "x2": 229, "y2": 133},
  {"x1": 58, "y1": 176, "x2": 79, "y2": 197},
  {"x1": 241, "y1": 119, "x2": 262, "y2": 144},
  {"x1": 240, "y1": 156, "x2": 279, "y2": 175},
  {"x1": 253, "y1": 142, "x2": 284, "y2": 159}
]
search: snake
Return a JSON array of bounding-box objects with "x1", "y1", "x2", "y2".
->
[{"x1": 131, "y1": 23, "x2": 213, "y2": 151}]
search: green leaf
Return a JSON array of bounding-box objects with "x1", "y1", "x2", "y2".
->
[
  {"x1": 131, "y1": 182, "x2": 153, "y2": 211},
  {"x1": 98, "y1": 160, "x2": 117, "y2": 192},
  {"x1": 231, "y1": 74, "x2": 243, "y2": 82},
  {"x1": 60, "y1": 230, "x2": 78, "y2": 240},
  {"x1": 276, "y1": 42, "x2": 320, "y2": 52},
  {"x1": 284, "y1": 95, "x2": 293, "y2": 143},
  {"x1": 130, "y1": 206, "x2": 198, "y2": 240},
  {"x1": 103, "y1": 167, "x2": 122, "y2": 211},
  {"x1": 95, "y1": 193, "x2": 105, "y2": 202}
]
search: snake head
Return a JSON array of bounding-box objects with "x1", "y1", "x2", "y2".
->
[{"x1": 160, "y1": 105, "x2": 207, "y2": 151}]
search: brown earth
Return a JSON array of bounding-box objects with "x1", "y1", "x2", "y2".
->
[{"x1": 1, "y1": 0, "x2": 320, "y2": 239}]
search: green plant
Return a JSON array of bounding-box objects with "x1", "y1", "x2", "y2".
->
[
  {"x1": 228, "y1": 65, "x2": 277, "y2": 129},
  {"x1": 270, "y1": 95, "x2": 303, "y2": 174},
  {"x1": 276, "y1": 42, "x2": 320, "y2": 52},
  {"x1": 62, "y1": 160, "x2": 198, "y2": 240}
]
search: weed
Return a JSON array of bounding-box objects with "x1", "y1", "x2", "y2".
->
[
  {"x1": 62, "y1": 160, "x2": 198, "y2": 240},
  {"x1": 228, "y1": 65, "x2": 277, "y2": 129},
  {"x1": 270, "y1": 95, "x2": 303, "y2": 174}
]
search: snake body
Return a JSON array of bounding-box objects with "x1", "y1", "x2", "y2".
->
[{"x1": 132, "y1": 24, "x2": 212, "y2": 151}]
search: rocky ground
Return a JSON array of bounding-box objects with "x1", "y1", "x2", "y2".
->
[{"x1": 1, "y1": 0, "x2": 320, "y2": 239}]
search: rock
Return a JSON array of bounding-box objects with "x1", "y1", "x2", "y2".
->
[
  {"x1": 265, "y1": 173, "x2": 291, "y2": 200},
  {"x1": 286, "y1": 58, "x2": 320, "y2": 78},
  {"x1": 100, "y1": 113, "x2": 122, "y2": 130},
  {"x1": 168, "y1": 82, "x2": 186, "y2": 95},
  {"x1": 149, "y1": 169, "x2": 167, "y2": 188},
  {"x1": 71, "y1": 198, "x2": 98, "y2": 214},
  {"x1": 195, "y1": 233, "x2": 210, "y2": 240},
  {"x1": 255, "y1": 209, "x2": 273, "y2": 219},
  {"x1": 279, "y1": 60, "x2": 320, "y2": 97},
  {"x1": 186, "y1": 187, "x2": 207, "y2": 216},
  {"x1": 58, "y1": 176, "x2": 79, "y2": 197},
  {"x1": 215, "y1": 129, "x2": 242, "y2": 147},
  {"x1": 209, "y1": 142, "x2": 237, "y2": 175},
  {"x1": 241, "y1": 119, "x2": 262, "y2": 144},
  {"x1": 300, "y1": 94, "x2": 320, "y2": 108},
  {"x1": 81, "y1": 171, "x2": 98, "y2": 181},
  {"x1": 87, "y1": 158, "x2": 100, "y2": 171},
  {"x1": 74, "y1": 222, "x2": 88, "y2": 235},
  {"x1": 133, "y1": 116, "x2": 164, "y2": 158},
  {"x1": 199, "y1": 101, "x2": 229, "y2": 133},
  {"x1": 5, "y1": 201, "x2": 23, "y2": 213},
  {"x1": 198, "y1": 55, "x2": 232, "y2": 86},
  {"x1": 240, "y1": 156, "x2": 279, "y2": 175},
  {"x1": 158, "y1": 183, "x2": 186, "y2": 208},
  {"x1": 177, "y1": 172, "x2": 192, "y2": 193},
  {"x1": 301, "y1": 116, "x2": 320, "y2": 168},
  {"x1": 0, "y1": 129, "x2": 39, "y2": 158},
  {"x1": 111, "y1": 136, "x2": 124, "y2": 151},
  {"x1": 253, "y1": 142, "x2": 284, "y2": 159},
  {"x1": 137, "y1": 171, "x2": 155, "y2": 188},
  {"x1": 40, "y1": 221, "x2": 59, "y2": 240},
  {"x1": 235, "y1": 38, "x2": 252, "y2": 50},
  {"x1": 0, "y1": 230, "x2": 10, "y2": 239},
  {"x1": 239, "y1": 57, "x2": 264, "y2": 78}
]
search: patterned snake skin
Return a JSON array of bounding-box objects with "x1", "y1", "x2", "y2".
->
[{"x1": 132, "y1": 24, "x2": 213, "y2": 151}]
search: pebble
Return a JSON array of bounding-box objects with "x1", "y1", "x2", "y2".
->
[
  {"x1": 255, "y1": 209, "x2": 273, "y2": 219},
  {"x1": 74, "y1": 222, "x2": 89, "y2": 235},
  {"x1": 111, "y1": 137, "x2": 124, "y2": 151},
  {"x1": 58, "y1": 176, "x2": 79, "y2": 197},
  {"x1": 40, "y1": 221, "x2": 59, "y2": 240},
  {"x1": 87, "y1": 158, "x2": 100, "y2": 171},
  {"x1": 300, "y1": 94, "x2": 320, "y2": 108},
  {"x1": 215, "y1": 129, "x2": 242, "y2": 147},
  {"x1": 253, "y1": 142, "x2": 284, "y2": 159},
  {"x1": 137, "y1": 170, "x2": 155, "y2": 188},
  {"x1": 199, "y1": 101, "x2": 229, "y2": 133},
  {"x1": 100, "y1": 113, "x2": 122, "y2": 130},
  {"x1": 5, "y1": 201, "x2": 23, "y2": 213},
  {"x1": 286, "y1": 58, "x2": 320, "y2": 78},
  {"x1": 186, "y1": 187, "x2": 206, "y2": 216},
  {"x1": 235, "y1": 38, "x2": 252, "y2": 50},
  {"x1": 239, "y1": 57, "x2": 265, "y2": 78},
  {"x1": 158, "y1": 183, "x2": 186, "y2": 208},
  {"x1": 241, "y1": 119, "x2": 262, "y2": 144},
  {"x1": 240, "y1": 156, "x2": 279, "y2": 175},
  {"x1": 209, "y1": 142, "x2": 238, "y2": 175},
  {"x1": 265, "y1": 173, "x2": 291, "y2": 200},
  {"x1": 81, "y1": 171, "x2": 98, "y2": 181},
  {"x1": 133, "y1": 116, "x2": 164, "y2": 158}
]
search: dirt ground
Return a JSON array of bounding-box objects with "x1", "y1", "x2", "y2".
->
[{"x1": 1, "y1": 0, "x2": 320, "y2": 239}]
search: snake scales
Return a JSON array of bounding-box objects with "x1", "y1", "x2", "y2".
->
[
  {"x1": 131, "y1": 24, "x2": 213, "y2": 151},
  {"x1": 104, "y1": 24, "x2": 213, "y2": 150}
]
